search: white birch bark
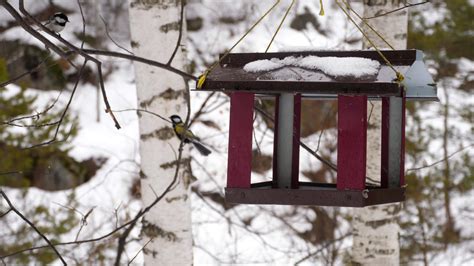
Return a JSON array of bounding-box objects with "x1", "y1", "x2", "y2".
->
[
  {"x1": 129, "y1": 0, "x2": 193, "y2": 265},
  {"x1": 351, "y1": 0, "x2": 407, "y2": 264}
]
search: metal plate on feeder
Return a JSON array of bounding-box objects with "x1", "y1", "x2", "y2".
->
[{"x1": 197, "y1": 50, "x2": 437, "y2": 100}]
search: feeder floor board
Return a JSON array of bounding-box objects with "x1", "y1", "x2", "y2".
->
[{"x1": 225, "y1": 183, "x2": 405, "y2": 207}]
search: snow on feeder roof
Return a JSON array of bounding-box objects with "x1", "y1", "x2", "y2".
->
[{"x1": 198, "y1": 49, "x2": 437, "y2": 100}]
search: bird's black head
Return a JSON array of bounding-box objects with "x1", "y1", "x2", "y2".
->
[
  {"x1": 169, "y1": 115, "x2": 182, "y2": 124},
  {"x1": 53, "y1": 12, "x2": 69, "y2": 23}
]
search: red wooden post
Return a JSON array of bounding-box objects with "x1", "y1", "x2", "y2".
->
[
  {"x1": 337, "y1": 95, "x2": 367, "y2": 190},
  {"x1": 227, "y1": 92, "x2": 254, "y2": 188},
  {"x1": 291, "y1": 94, "x2": 301, "y2": 189}
]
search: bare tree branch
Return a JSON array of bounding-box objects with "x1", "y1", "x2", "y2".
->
[
  {"x1": 26, "y1": 59, "x2": 87, "y2": 149},
  {"x1": 2, "y1": 89, "x2": 63, "y2": 126},
  {"x1": 82, "y1": 48, "x2": 197, "y2": 81},
  {"x1": 363, "y1": 1, "x2": 430, "y2": 20},
  {"x1": 0, "y1": 190, "x2": 67, "y2": 265},
  {"x1": 99, "y1": 14, "x2": 134, "y2": 55},
  {"x1": 0, "y1": 53, "x2": 51, "y2": 88},
  {"x1": 15, "y1": 0, "x2": 121, "y2": 129},
  {"x1": 166, "y1": 0, "x2": 185, "y2": 65},
  {"x1": 0, "y1": 208, "x2": 12, "y2": 218},
  {"x1": 112, "y1": 108, "x2": 171, "y2": 123},
  {"x1": 128, "y1": 238, "x2": 153, "y2": 265},
  {"x1": 407, "y1": 143, "x2": 474, "y2": 172},
  {"x1": 77, "y1": 0, "x2": 86, "y2": 49},
  {"x1": 0, "y1": 0, "x2": 70, "y2": 60}
]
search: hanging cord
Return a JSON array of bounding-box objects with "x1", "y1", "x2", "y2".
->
[
  {"x1": 197, "y1": 0, "x2": 281, "y2": 89},
  {"x1": 319, "y1": 0, "x2": 325, "y2": 16},
  {"x1": 335, "y1": 0, "x2": 404, "y2": 83},
  {"x1": 341, "y1": 0, "x2": 395, "y2": 50},
  {"x1": 265, "y1": 0, "x2": 295, "y2": 53}
]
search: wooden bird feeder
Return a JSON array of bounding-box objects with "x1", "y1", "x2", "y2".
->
[{"x1": 198, "y1": 50, "x2": 437, "y2": 207}]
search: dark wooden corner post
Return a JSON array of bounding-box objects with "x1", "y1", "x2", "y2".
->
[
  {"x1": 227, "y1": 92, "x2": 255, "y2": 188},
  {"x1": 381, "y1": 92, "x2": 406, "y2": 188},
  {"x1": 337, "y1": 95, "x2": 368, "y2": 190},
  {"x1": 273, "y1": 93, "x2": 301, "y2": 189}
]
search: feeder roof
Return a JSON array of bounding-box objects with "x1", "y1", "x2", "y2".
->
[{"x1": 198, "y1": 50, "x2": 437, "y2": 100}]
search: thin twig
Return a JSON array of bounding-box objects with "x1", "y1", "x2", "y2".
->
[
  {"x1": 166, "y1": 0, "x2": 185, "y2": 65},
  {"x1": 0, "y1": 208, "x2": 12, "y2": 218},
  {"x1": 2, "y1": 89, "x2": 63, "y2": 126},
  {"x1": 112, "y1": 108, "x2": 171, "y2": 123},
  {"x1": 367, "y1": 100, "x2": 375, "y2": 123},
  {"x1": 363, "y1": 1, "x2": 430, "y2": 20},
  {"x1": 0, "y1": 53, "x2": 51, "y2": 88},
  {"x1": 0, "y1": 190, "x2": 67, "y2": 265},
  {"x1": 26, "y1": 60, "x2": 87, "y2": 149},
  {"x1": 75, "y1": 207, "x2": 95, "y2": 242},
  {"x1": 128, "y1": 238, "x2": 153, "y2": 265},
  {"x1": 188, "y1": 92, "x2": 216, "y2": 127},
  {"x1": 407, "y1": 144, "x2": 473, "y2": 172},
  {"x1": 294, "y1": 233, "x2": 350, "y2": 265},
  {"x1": 253, "y1": 105, "x2": 338, "y2": 171},
  {"x1": 96, "y1": 63, "x2": 121, "y2": 129},
  {"x1": 99, "y1": 14, "x2": 134, "y2": 55},
  {"x1": 0, "y1": 171, "x2": 22, "y2": 176},
  {"x1": 77, "y1": 0, "x2": 86, "y2": 49}
]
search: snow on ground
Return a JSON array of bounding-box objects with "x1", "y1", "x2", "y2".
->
[
  {"x1": 1, "y1": 1, "x2": 144, "y2": 264},
  {"x1": 1, "y1": 0, "x2": 473, "y2": 264}
]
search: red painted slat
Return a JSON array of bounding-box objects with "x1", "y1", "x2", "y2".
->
[
  {"x1": 337, "y1": 95, "x2": 367, "y2": 190},
  {"x1": 381, "y1": 97, "x2": 390, "y2": 188},
  {"x1": 291, "y1": 94, "x2": 301, "y2": 189},
  {"x1": 227, "y1": 92, "x2": 254, "y2": 188}
]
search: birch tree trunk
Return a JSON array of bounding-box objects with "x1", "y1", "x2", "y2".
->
[
  {"x1": 129, "y1": 1, "x2": 193, "y2": 265},
  {"x1": 351, "y1": 0, "x2": 407, "y2": 264}
]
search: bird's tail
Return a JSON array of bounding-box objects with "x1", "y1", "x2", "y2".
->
[{"x1": 191, "y1": 140, "x2": 211, "y2": 156}]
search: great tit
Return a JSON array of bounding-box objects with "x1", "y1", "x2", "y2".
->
[
  {"x1": 170, "y1": 115, "x2": 212, "y2": 156},
  {"x1": 44, "y1": 12, "x2": 69, "y2": 33}
]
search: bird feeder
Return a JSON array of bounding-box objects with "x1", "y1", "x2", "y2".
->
[{"x1": 198, "y1": 50, "x2": 437, "y2": 207}]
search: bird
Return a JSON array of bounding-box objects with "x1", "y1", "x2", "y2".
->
[
  {"x1": 170, "y1": 115, "x2": 212, "y2": 156},
  {"x1": 43, "y1": 12, "x2": 69, "y2": 33}
]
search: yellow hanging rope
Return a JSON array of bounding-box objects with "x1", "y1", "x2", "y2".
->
[
  {"x1": 265, "y1": 0, "x2": 296, "y2": 53},
  {"x1": 319, "y1": 0, "x2": 325, "y2": 16},
  {"x1": 197, "y1": 0, "x2": 281, "y2": 89},
  {"x1": 335, "y1": 0, "x2": 404, "y2": 83}
]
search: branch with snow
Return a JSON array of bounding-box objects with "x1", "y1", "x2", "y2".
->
[{"x1": 0, "y1": 0, "x2": 198, "y2": 131}]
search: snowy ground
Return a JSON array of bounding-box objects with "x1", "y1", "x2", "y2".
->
[{"x1": 1, "y1": 0, "x2": 473, "y2": 265}]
